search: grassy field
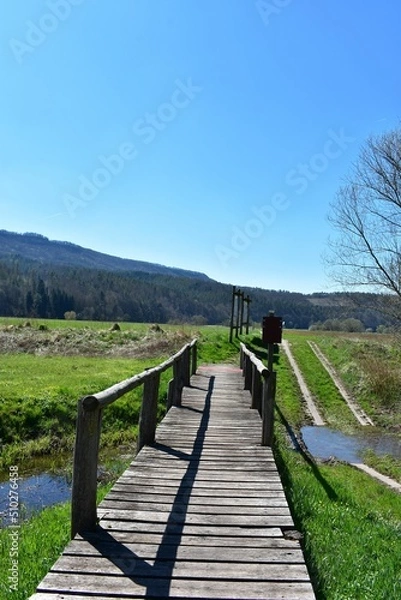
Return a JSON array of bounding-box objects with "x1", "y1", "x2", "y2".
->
[
  {"x1": 0, "y1": 321, "x2": 400, "y2": 599},
  {"x1": 0, "y1": 320, "x2": 238, "y2": 470}
]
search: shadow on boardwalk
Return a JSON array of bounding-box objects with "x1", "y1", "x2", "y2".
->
[{"x1": 81, "y1": 375, "x2": 215, "y2": 598}]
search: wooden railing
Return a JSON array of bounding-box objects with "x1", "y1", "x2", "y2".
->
[
  {"x1": 71, "y1": 338, "x2": 197, "y2": 538},
  {"x1": 240, "y1": 342, "x2": 275, "y2": 447}
]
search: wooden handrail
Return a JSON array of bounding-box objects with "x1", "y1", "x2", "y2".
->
[
  {"x1": 239, "y1": 342, "x2": 275, "y2": 447},
  {"x1": 71, "y1": 338, "x2": 197, "y2": 538}
]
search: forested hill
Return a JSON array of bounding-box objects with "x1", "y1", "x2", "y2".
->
[
  {"x1": 0, "y1": 230, "x2": 209, "y2": 280},
  {"x1": 0, "y1": 230, "x2": 393, "y2": 330}
]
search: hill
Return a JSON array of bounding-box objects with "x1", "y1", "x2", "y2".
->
[
  {"x1": 0, "y1": 230, "x2": 395, "y2": 330},
  {"x1": 0, "y1": 230, "x2": 210, "y2": 281}
]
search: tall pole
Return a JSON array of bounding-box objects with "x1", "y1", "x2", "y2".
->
[
  {"x1": 235, "y1": 289, "x2": 241, "y2": 338},
  {"x1": 244, "y1": 295, "x2": 251, "y2": 334},
  {"x1": 239, "y1": 291, "x2": 245, "y2": 335},
  {"x1": 229, "y1": 285, "x2": 236, "y2": 343}
]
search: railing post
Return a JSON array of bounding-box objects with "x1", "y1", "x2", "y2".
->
[
  {"x1": 167, "y1": 378, "x2": 174, "y2": 410},
  {"x1": 251, "y1": 364, "x2": 262, "y2": 412},
  {"x1": 71, "y1": 397, "x2": 102, "y2": 538},
  {"x1": 137, "y1": 372, "x2": 160, "y2": 452},
  {"x1": 183, "y1": 344, "x2": 191, "y2": 386},
  {"x1": 244, "y1": 354, "x2": 252, "y2": 391},
  {"x1": 172, "y1": 356, "x2": 183, "y2": 406},
  {"x1": 191, "y1": 340, "x2": 197, "y2": 375},
  {"x1": 240, "y1": 344, "x2": 244, "y2": 369},
  {"x1": 262, "y1": 371, "x2": 276, "y2": 446}
]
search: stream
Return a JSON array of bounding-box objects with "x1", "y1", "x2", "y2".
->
[
  {"x1": 301, "y1": 426, "x2": 401, "y2": 463},
  {"x1": 0, "y1": 450, "x2": 133, "y2": 528}
]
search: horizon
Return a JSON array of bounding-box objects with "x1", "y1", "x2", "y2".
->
[{"x1": 1, "y1": 1, "x2": 400, "y2": 294}]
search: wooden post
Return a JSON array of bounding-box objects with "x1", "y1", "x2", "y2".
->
[
  {"x1": 182, "y1": 345, "x2": 191, "y2": 386},
  {"x1": 191, "y1": 341, "x2": 197, "y2": 375},
  {"x1": 229, "y1": 285, "x2": 236, "y2": 342},
  {"x1": 167, "y1": 378, "x2": 174, "y2": 410},
  {"x1": 244, "y1": 295, "x2": 251, "y2": 334},
  {"x1": 71, "y1": 397, "x2": 102, "y2": 538},
  {"x1": 251, "y1": 363, "x2": 262, "y2": 412},
  {"x1": 244, "y1": 355, "x2": 252, "y2": 391},
  {"x1": 262, "y1": 371, "x2": 276, "y2": 446},
  {"x1": 137, "y1": 372, "x2": 160, "y2": 452},
  {"x1": 235, "y1": 289, "x2": 241, "y2": 338},
  {"x1": 239, "y1": 291, "x2": 245, "y2": 335},
  {"x1": 267, "y1": 342, "x2": 274, "y2": 373},
  {"x1": 172, "y1": 356, "x2": 183, "y2": 406}
]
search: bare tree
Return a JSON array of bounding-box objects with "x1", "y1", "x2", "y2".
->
[{"x1": 326, "y1": 125, "x2": 401, "y2": 322}]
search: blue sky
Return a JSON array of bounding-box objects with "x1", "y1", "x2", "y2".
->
[{"x1": 1, "y1": 1, "x2": 400, "y2": 293}]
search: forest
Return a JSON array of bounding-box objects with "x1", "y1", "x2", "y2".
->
[{"x1": 0, "y1": 257, "x2": 394, "y2": 330}]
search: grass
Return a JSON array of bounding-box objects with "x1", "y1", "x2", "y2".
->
[
  {"x1": 283, "y1": 332, "x2": 362, "y2": 431},
  {"x1": 273, "y1": 329, "x2": 401, "y2": 599},
  {"x1": 274, "y1": 432, "x2": 401, "y2": 599}
]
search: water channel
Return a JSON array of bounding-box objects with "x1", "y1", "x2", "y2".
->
[
  {"x1": 0, "y1": 451, "x2": 133, "y2": 528},
  {"x1": 301, "y1": 426, "x2": 401, "y2": 463}
]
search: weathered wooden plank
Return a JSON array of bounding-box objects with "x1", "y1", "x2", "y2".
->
[
  {"x1": 65, "y1": 539, "x2": 305, "y2": 561},
  {"x1": 99, "y1": 500, "x2": 292, "y2": 516},
  {"x1": 96, "y1": 520, "x2": 285, "y2": 537},
  {"x1": 76, "y1": 530, "x2": 289, "y2": 546},
  {"x1": 36, "y1": 573, "x2": 315, "y2": 599},
  {"x1": 32, "y1": 581, "x2": 316, "y2": 600},
  {"x1": 110, "y1": 484, "x2": 286, "y2": 497},
  {"x1": 104, "y1": 492, "x2": 288, "y2": 505},
  {"x1": 48, "y1": 555, "x2": 311, "y2": 580},
  {"x1": 97, "y1": 508, "x2": 294, "y2": 527}
]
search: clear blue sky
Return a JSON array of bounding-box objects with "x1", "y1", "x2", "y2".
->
[{"x1": 1, "y1": 1, "x2": 400, "y2": 293}]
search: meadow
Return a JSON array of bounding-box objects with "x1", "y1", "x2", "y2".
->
[{"x1": 0, "y1": 320, "x2": 400, "y2": 599}]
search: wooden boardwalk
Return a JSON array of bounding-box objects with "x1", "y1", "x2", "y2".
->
[{"x1": 31, "y1": 365, "x2": 316, "y2": 600}]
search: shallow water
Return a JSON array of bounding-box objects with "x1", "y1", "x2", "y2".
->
[
  {"x1": 0, "y1": 449, "x2": 133, "y2": 527},
  {"x1": 301, "y1": 426, "x2": 401, "y2": 463},
  {"x1": 0, "y1": 470, "x2": 72, "y2": 527}
]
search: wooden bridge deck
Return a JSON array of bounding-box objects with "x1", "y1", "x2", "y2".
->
[{"x1": 31, "y1": 365, "x2": 316, "y2": 600}]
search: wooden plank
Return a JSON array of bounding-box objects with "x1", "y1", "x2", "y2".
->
[
  {"x1": 46, "y1": 555, "x2": 312, "y2": 580},
  {"x1": 65, "y1": 539, "x2": 306, "y2": 561},
  {"x1": 37, "y1": 572, "x2": 315, "y2": 598}
]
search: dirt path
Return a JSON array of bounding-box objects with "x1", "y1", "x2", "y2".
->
[
  {"x1": 281, "y1": 339, "x2": 325, "y2": 426},
  {"x1": 308, "y1": 341, "x2": 374, "y2": 426}
]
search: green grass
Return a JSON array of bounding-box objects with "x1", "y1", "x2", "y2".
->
[
  {"x1": 274, "y1": 429, "x2": 401, "y2": 599},
  {"x1": 283, "y1": 332, "x2": 360, "y2": 431},
  {"x1": 272, "y1": 329, "x2": 401, "y2": 599},
  {"x1": 0, "y1": 354, "x2": 160, "y2": 470}
]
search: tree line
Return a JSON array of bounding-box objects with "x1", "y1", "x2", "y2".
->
[{"x1": 0, "y1": 258, "x2": 395, "y2": 330}]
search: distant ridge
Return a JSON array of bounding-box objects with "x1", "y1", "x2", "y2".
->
[{"x1": 0, "y1": 230, "x2": 210, "y2": 281}]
